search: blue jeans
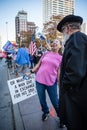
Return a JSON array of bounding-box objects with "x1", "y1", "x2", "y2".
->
[{"x1": 36, "y1": 81, "x2": 59, "y2": 115}]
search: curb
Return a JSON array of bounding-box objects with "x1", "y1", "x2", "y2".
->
[
  {"x1": 8, "y1": 68, "x2": 25, "y2": 130},
  {"x1": 13, "y1": 104, "x2": 24, "y2": 130}
]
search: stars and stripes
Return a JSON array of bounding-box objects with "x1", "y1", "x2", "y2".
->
[{"x1": 28, "y1": 41, "x2": 37, "y2": 55}]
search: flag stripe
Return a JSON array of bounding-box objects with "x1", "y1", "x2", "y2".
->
[{"x1": 29, "y1": 41, "x2": 37, "y2": 55}]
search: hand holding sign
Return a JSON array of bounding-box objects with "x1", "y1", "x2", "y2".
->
[{"x1": 7, "y1": 74, "x2": 37, "y2": 104}]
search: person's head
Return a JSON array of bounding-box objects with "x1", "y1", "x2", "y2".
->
[
  {"x1": 20, "y1": 44, "x2": 25, "y2": 48},
  {"x1": 57, "y1": 15, "x2": 83, "y2": 44},
  {"x1": 38, "y1": 47, "x2": 42, "y2": 51},
  {"x1": 51, "y1": 39, "x2": 62, "y2": 53}
]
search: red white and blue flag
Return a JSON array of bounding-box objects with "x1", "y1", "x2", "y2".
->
[{"x1": 28, "y1": 41, "x2": 37, "y2": 55}]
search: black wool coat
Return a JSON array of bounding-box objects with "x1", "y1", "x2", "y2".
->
[{"x1": 59, "y1": 31, "x2": 87, "y2": 130}]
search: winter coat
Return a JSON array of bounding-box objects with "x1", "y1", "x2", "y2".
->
[
  {"x1": 59, "y1": 31, "x2": 87, "y2": 130},
  {"x1": 15, "y1": 47, "x2": 30, "y2": 66}
]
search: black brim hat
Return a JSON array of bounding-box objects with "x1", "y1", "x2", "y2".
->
[{"x1": 57, "y1": 15, "x2": 83, "y2": 32}]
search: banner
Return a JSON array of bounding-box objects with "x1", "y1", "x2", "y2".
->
[
  {"x1": 7, "y1": 74, "x2": 37, "y2": 104},
  {"x1": 36, "y1": 32, "x2": 46, "y2": 41},
  {"x1": 3, "y1": 40, "x2": 14, "y2": 53}
]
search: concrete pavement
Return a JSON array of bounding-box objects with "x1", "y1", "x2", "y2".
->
[{"x1": 0, "y1": 59, "x2": 14, "y2": 130}]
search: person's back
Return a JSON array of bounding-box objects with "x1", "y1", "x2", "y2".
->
[
  {"x1": 6, "y1": 52, "x2": 12, "y2": 68},
  {"x1": 15, "y1": 44, "x2": 30, "y2": 75},
  {"x1": 16, "y1": 47, "x2": 29, "y2": 66}
]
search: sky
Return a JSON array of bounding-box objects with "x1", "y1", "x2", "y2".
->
[{"x1": 0, "y1": 0, "x2": 87, "y2": 47}]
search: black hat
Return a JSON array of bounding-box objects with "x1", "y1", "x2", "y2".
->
[{"x1": 57, "y1": 14, "x2": 83, "y2": 32}]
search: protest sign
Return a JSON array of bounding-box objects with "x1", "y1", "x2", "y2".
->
[
  {"x1": 3, "y1": 40, "x2": 14, "y2": 53},
  {"x1": 7, "y1": 74, "x2": 37, "y2": 104}
]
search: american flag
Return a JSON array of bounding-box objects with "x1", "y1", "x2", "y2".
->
[{"x1": 28, "y1": 41, "x2": 37, "y2": 55}]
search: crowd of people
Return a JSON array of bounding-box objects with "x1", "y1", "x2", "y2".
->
[
  {"x1": 4, "y1": 43, "x2": 48, "y2": 75},
  {"x1": 4, "y1": 14, "x2": 87, "y2": 130}
]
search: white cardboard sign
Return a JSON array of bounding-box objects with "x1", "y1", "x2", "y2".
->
[{"x1": 7, "y1": 75, "x2": 37, "y2": 104}]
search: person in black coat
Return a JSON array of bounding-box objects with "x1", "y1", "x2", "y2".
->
[
  {"x1": 6, "y1": 52, "x2": 12, "y2": 68},
  {"x1": 57, "y1": 15, "x2": 87, "y2": 130}
]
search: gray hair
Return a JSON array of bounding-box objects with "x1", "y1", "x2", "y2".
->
[
  {"x1": 68, "y1": 22, "x2": 81, "y2": 30},
  {"x1": 62, "y1": 22, "x2": 81, "y2": 31}
]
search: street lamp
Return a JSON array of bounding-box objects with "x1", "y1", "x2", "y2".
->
[
  {"x1": 17, "y1": 33, "x2": 20, "y2": 47},
  {"x1": 6, "y1": 22, "x2": 8, "y2": 40}
]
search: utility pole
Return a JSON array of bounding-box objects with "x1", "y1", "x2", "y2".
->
[{"x1": 6, "y1": 22, "x2": 8, "y2": 40}]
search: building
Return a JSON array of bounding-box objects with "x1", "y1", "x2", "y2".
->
[
  {"x1": 27, "y1": 22, "x2": 36, "y2": 34},
  {"x1": 43, "y1": 0, "x2": 74, "y2": 24},
  {"x1": 81, "y1": 22, "x2": 87, "y2": 35},
  {"x1": 42, "y1": 0, "x2": 74, "y2": 42},
  {"x1": 15, "y1": 10, "x2": 28, "y2": 45},
  {"x1": 15, "y1": 10, "x2": 36, "y2": 46},
  {"x1": 43, "y1": 15, "x2": 63, "y2": 41}
]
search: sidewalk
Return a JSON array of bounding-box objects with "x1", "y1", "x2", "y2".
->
[
  {"x1": 0, "y1": 59, "x2": 14, "y2": 130},
  {"x1": 9, "y1": 67, "x2": 67, "y2": 130}
]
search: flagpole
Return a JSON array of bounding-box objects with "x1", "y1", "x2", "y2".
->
[{"x1": 6, "y1": 22, "x2": 8, "y2": 40}]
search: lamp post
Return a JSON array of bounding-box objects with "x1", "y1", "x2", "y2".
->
[
  {"x1": 18, "y1": 33, "x2": 20, "y2": 47},
  {"x1": 6, "y1": 22, "x2": 8, "y2": 40}
]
